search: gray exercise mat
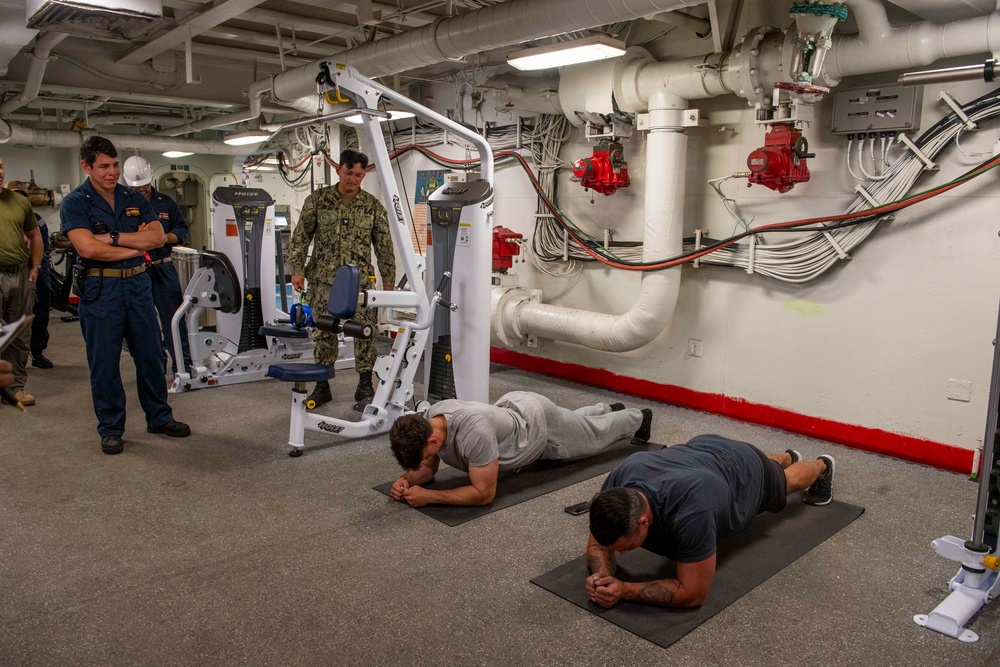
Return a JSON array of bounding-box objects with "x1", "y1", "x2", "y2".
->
[
  {"x1": 374, "y1": 441, "x2": 661, "y2": 526},
  {"x1": 531, "y1": 499, "x2": 865, "y2": 648}
]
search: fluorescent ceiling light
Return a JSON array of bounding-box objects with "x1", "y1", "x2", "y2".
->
[
  {"x1": 342, "y1": 110, "x2": 416, "y2": 125},
  {"x1": 162, "y1": 151, "x2": 194, "y2": 158},
  {"x1": 507, "y1": 35, "x2": 626, "y2": 71},
  {"x1": 223, "y1": 130, "x2": 271, "y2": 146}
]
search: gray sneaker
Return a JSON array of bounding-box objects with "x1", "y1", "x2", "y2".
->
[{"x1": 803, "y1": 455, "x2": 835, "y2": 506}]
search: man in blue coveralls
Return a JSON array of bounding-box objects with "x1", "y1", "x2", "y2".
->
[
  {"x1": 61, "y1": 137, "x2": 191, "y2": 455},
  {"x1": 122, "y1": 156, "x2": 192, "y2": 374}
]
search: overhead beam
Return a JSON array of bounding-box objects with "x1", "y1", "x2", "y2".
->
[
  {"x1": 118, "y1": 0, "x2": 270, "y2": 65},
  {"x1": 172, "y1": 40, "x2": 315, "y2": 67},
  {"x1": 201, "y1": 26, "x2": 333, "y2": 58}
]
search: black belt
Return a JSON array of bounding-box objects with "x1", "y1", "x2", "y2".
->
[
  {"x1": 84, "y1": 265, "x2": 147, "y2": 279},
  {"x1": 0, "y1": 263, "x2": 24, "y2": 274}
]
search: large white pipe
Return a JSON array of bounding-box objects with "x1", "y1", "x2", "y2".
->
[
  {"x1": 496, "y1": 93, "x2": 685, "y2": 352},
  {"x1": 624, "y1": 5, "x2": 1000, "y2": 106},
  {"x1": 824, "y1": 1, "x2": 1000, "y2": 81},
  {"x1": 266, "y1": 0, "x2": 705, "y2": 110},
  {"x1": 0, "y1": 32, "x2": 69, "y2": 114},
  {"x1": 0, "y1": 120, "x2": 259, "y2": 155}
]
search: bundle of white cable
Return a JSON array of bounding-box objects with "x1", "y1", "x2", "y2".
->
[{"x1": 688, "y1": 95, "x2": 1000, "y2": 283}]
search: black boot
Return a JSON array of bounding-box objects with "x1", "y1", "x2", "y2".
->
[
  {"x1": 354, "y1": 372, "x2": 375, "y2": 401},
  {"x1": 306, "y1": 380, "x2": 333, "y2": 410}
]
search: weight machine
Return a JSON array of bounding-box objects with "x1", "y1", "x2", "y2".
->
[
  {"x1": 169, "y1": 186, "x2": 322, "y2": 393},
  {"x1": 266, "y1": 62, "x2": 494, "y2": 455},
  {"x1": 914, "y1": 303, "x2": 1000, "y2": 642}
]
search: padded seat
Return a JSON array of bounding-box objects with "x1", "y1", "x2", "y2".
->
[
  {"x1": 259, "y1": 325, "x2": 310, "y2": 339},
  {"x1": 266, "y1": 363, "x2": 336, "y2": 382}
]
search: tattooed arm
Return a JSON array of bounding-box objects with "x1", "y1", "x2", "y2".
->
[{"x1": 589, "y1": 552, "x2": 717, "y2": 609}]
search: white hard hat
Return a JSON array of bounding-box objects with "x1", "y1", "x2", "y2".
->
[{"x1": 122, "y1": 155, "x2": 153, "y2": 187}]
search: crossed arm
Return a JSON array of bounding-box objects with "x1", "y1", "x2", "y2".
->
[
  {"x1": 585, "y1": 534, "x2": 716, "y2": 608},
  {"x1": 390, "y1": 456, "x2": 499, "y2": 507},
  {"x1": 67, "y1": 220, "x2": 165, "y2": 261}
]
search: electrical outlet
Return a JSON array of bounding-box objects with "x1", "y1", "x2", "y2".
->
[
  {"x1": 687, "y1": 339, "x2": 703, "y2": 358},
  {"x1": 946, "y1": 379, "x2": 972, "y2": 402}
]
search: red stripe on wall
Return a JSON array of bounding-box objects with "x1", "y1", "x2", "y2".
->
[{"x1": 491, "y1": 347, "x2": 974, "y2": 474}]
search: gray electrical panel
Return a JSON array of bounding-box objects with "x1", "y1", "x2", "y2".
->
[{"x1": 831, "y1": 84, "x2": 922, "y2": 135}]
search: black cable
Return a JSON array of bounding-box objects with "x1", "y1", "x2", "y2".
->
[{"x1": 381, "y1": 99, "x2": 422, "y2": 254}]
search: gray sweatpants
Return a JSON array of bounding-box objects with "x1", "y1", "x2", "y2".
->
[{"x1": 533, "y1": 393, "x2": 644, "y2": 461}]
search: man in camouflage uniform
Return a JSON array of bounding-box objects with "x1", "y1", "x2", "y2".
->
[{"x1": 288, "y1": 149, "x2": 396, "y2": 409}]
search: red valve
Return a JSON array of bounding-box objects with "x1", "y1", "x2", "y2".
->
[
  {"x1": 492, "y1": 226, "x2": 522, "y2": 272},
  {"x1": 746, "y1": 123, "x2": 813, "y2": 193},
  {"x1": 573, "y1": 139, "x2": 630, "y2": 196}
]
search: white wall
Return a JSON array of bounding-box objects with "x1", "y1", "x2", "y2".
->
[{"x1": 482, "y1": 74, "x2": 1000, "y2": 453}]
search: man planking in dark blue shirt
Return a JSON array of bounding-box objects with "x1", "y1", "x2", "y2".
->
[{"x1": 585, "y1": 434, "x2": 835, "y2": 608}]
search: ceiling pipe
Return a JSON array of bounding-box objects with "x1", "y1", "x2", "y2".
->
[
  {"x1": 493, "y1": 92, "x2": 686, "y2": 352},
  {"x1": 0, "y1": 120, "x2": 260, "y2": 155},
  {"x1": 619, "y1": 5, "x2": 1000, "y2": 108},
  {"x1": 0, "y1": 32, "x2": 69, "y2": 115},
  {"x1": 0, "y1": 18, "x2": 38, "y2": 76},
  {"x1": 823, "y1": 0, "x2": 1000, "y2": 81},
  {"x1": 261, "y1": 0, "x2": 706, "y2": 112},
  {"x1": 645, "y1": 10, "x2": 711, "y2": 36}
]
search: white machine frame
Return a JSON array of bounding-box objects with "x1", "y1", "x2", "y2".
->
[
  {"x1": 168, "y1": 188, "x2": 358, "y2": 394},
  {"x1": 276, "y1": 62, "x2": 494, "y2": 452}
]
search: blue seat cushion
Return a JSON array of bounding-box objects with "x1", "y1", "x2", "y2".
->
[
  {"x1": 259, "y1": 325, "x2": 310, "y2": 339},
  {"x1": 266, "y1": 363, "x2": 336, "y2": 382}
]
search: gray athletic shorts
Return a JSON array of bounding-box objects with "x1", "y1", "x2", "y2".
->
[{"x1": 748, "y1": 444, "x2": 787, "y2": 514}]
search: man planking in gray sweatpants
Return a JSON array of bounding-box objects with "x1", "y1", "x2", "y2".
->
[{"x1": 388, "y1": 391, "x2": 654, "y2": 507}]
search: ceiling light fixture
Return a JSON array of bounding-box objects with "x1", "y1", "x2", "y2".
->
[
  {"x1": 507, "y1": 35, "x2": 627, "y2": 71},
  {"x1": 341, "y1": 109, "x2": 416, "y2": 125},
  {"x1": 223, "y1": 130, "x2": 271, "y2": 146},
  {"x1": 162, "y1": 150, "x2": 194, "y2": 158}
]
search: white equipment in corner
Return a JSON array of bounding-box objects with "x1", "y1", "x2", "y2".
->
[
  {"x1": 169, "y1": 186, "x2": 338, "y2": 393},
  {"x1": 266, "y1": 62, "x2": 494, "y2": 455},
  {"x1": 914, "y1": 305, "x2": 1000, "y2": 642}
]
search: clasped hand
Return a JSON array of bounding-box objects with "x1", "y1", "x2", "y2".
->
[
  {"x1": 586, "y1": 573, "x2": 626, "y2": 608},
  {"x1": 389, "y1": 479, "x2": 431, "y2": 507}
]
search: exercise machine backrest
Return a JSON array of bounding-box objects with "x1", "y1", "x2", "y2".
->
[{"x1": 199, "y1": 249, "x2": 242, "y2": 315}]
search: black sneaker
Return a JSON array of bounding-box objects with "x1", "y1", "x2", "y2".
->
[
  {"x1": 803, "y1": 455, "x2": 835, "y2": 506},
  {"x1": 786, "y1": 449, "x2": 802, "y2": 465},
  {"x1": 32, "y1": 355, "x2": 53, "y2": 369},
  {"x1": 630, "y1": 409, "x2": 653, "y2": 445},
  {"x1": 307, "y1": 380, "x2": 333, "y2": 410},
  {"x1": 609, "y1": 402, "x2": 626, "y2": 412},
  {"x1": 101, "y1": 435, "x2": 124, "y2": 455},
  {"x1": 147, "y1": 420, "x2": 192, "y2": 437}
]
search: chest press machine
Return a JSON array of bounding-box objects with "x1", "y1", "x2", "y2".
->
[{"x1": 266, "y1": 62, "x2": 494, "y2": 457}]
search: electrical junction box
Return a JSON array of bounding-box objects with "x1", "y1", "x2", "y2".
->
[{"x1": 831, "y1": 84, "x2": 922, "y2": 135}]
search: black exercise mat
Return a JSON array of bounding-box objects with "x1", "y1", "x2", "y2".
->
[
  {"x1": 531, "y1": 499, "x2": 864, "y2": 648},
  {"x1": 374, "y1": 441, "x2": 661, "y2": 526}
]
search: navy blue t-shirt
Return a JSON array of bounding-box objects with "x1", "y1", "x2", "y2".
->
[{"x1": 601, "y1": 434, "x2": 767, "y2": 563}]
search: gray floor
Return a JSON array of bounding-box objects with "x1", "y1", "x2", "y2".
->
[{"x1": 2, "y1": 319, "x2": 998, "y2": 666}]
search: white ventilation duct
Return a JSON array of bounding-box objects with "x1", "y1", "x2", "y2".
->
[
  {"x1": 0, "y1": 120, "x2": 259, "y2": 155},
  {"x1": 0, "y1": 32, "x2": 69, "y2": 115},
  {"x1": 265, "y1": 0, "x2": 706, "y2": 110},
  {"x1": 0, "y1": 19, "x2": 38, "y2": 76}
]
